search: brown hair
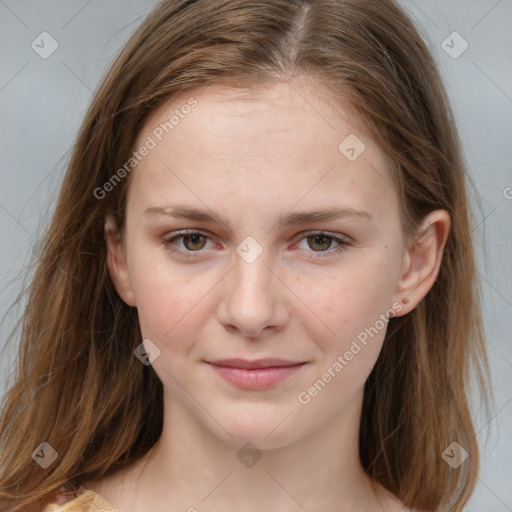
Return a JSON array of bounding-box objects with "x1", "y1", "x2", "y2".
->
[{"x1": 0, "y1": 0, "x2": 490, "y2": 510}]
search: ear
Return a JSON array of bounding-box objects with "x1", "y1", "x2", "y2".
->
[
  {"x1": 104, "y1": 214, "x2": 137, "y2": 307},
  {"x1": 393, "y1": 210, "x2": 451, "y2": 316}
]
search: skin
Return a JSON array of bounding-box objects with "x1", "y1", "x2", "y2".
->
[{"x1": 83, "y1": 78, "x2": 450, "y2": 512}]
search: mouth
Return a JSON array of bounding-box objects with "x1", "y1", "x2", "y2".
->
[{"x1": 205, "y1": 358, "x2": 307, "y2": 390}]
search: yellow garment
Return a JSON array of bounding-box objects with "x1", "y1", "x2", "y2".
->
[{"x1": 42, "y1": 486, "x2": 118, "y2": 512}]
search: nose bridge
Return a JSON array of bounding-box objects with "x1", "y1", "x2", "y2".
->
[
  {"x1": 234, "y1": 246, "x2": 274, "y2": 298},
  {"x1": 219, "y1": 238, "x2": 287, "y2": 336}
]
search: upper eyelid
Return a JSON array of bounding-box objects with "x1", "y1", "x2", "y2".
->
[
  {"x1": 165, "y1": 229, "x2": 216, "y2": 243},
  {"x1": 296, "y1": 230, "x2": 350, "y2": 242}
]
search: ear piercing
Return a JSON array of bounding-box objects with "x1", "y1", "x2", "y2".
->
[{"x1": 390, "y1": 298, "x2": 409, "y2": 319}]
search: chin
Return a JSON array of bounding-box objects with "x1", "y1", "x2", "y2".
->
[{"x1": 208, "y1": 405, "x2": 309, "y2": 450}]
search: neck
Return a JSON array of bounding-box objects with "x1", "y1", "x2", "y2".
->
[{"x1": 133, "y1": 387, "x2": 388, "y2": 512}]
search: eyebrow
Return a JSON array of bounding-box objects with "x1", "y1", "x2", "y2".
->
[
  {"x1": 278, "y1": 207, "x2": 373, "y2": 225},
  {"x1": 144, "y1": 205, "x2": 231, "y2": 227},
  {"x1": 143, "y1": 205, "x2": 373, "y2": 229}
]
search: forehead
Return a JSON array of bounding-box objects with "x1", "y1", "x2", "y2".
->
[{"x1": 127, "y1": 80, "x2": 398, "y2": 222}]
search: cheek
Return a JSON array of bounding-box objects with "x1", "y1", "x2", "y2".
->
[
  {"x1": 295, "y1": 273, "x2": 390, "y2": 411},
  {"x1": 128, "y1": 245, "x2": 200, "y2": 343},
  {"x1": 292, "y1": 258, "x2": 397, "y2": 393},
  {"x1": 299, "y1": 265, "x2": 393, "y2": 340},
  {"x1": 136, "y1": 283, "x2": 202, "y2": 345},
  {"x1": 132, "y1": 269, "x2": 212, "y2": 389}
]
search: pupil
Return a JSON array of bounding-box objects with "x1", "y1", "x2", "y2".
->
[
  {"x1": 310, "y1": 235, "x2": 330, "y2": 251},
  {"x1": 185, "y1": 234, "x2": 204, "y2": 250}
]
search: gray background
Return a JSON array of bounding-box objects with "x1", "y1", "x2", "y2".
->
[{"x1": 1, "y1": 0, "x2": 511, "y2": 509}]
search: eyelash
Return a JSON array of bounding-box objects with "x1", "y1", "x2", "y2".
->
[{"x1": 162, "y1": 230, "x2": 350, "y2": 259}]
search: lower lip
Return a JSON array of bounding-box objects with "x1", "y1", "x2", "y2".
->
[{"x1": 208, "y1": 363, "x2": 306, "y2": 390}]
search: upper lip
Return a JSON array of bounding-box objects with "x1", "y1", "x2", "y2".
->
[{"x1": 207, "y1": 358, "x2": 306, "y2": 369}]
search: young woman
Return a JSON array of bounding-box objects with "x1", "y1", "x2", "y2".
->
[{"x1": 0, "y1": 0, "x2": 490, "y2": 511}]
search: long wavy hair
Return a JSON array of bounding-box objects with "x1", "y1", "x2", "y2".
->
[{"x1": 0, "y1": 0, "x2": 490, "y2": 510}]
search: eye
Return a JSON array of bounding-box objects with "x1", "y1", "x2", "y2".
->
[
  {"x1": 162, "y1": 230, "x2": 350, "y2": 259},
  {"x1": 294, "y1": 231, "x2": 350, "y2": 257},
  {"x1": 162, "y1": 230, "x2": 216, "y2": 255}
]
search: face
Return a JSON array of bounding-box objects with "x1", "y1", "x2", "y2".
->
[{"x1": 108, "y1": 80, "x2": 412, "y2": 449}]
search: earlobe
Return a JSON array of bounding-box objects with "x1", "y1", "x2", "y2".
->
[
  {"x1": 104, "y1": 214, "x2": 137, "y2": 307},
  {"x1": 393, "y1": 210, "x2": 451, "y2": 316}
]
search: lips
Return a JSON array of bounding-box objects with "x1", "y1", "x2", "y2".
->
[
  {"x1": 208, "y1": 358, "x2": 305, "y2": 369},
  {"x1": 206, "y1": 358, "x2": 307, "y2": 390}
]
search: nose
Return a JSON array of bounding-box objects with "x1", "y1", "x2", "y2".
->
[{"x1": 217, "y1": 247, "x2": 289, "y2": 338}]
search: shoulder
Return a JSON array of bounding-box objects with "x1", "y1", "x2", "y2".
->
[{"x1": 42, "y1": 485, "x2": 119, "y2": 512}]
